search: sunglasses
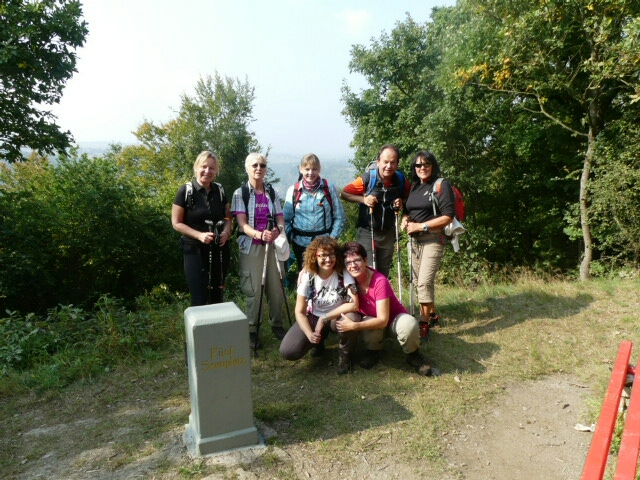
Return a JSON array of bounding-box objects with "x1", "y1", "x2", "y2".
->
[
  {"x1": 415, "y1": 163, "x2": 432, "y2": 169},
  {"x1": 251, "y1": 163, "x2": 267, "y2": 169}
]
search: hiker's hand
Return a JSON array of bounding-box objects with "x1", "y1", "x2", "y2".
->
[
  {"x1": 308, "y1": 331, "x2": 322, "y2": 344},
  {"x1": 261, "y1": 228, "x2": 276, "y2": 243},
  {"x1": 336, "y1": 314, "x2": 355, "y2": 332},
  {"x1": 392, "y1": 198, "x2": 403, "y2": 210},
  {"x1": 363, "y1": 195, "x2": 378, "y2": 208},
  {"x1": 406, "y1": 221, "x2": 423, "y2": 236},
  {"x1": 200, "y1": 231, "x2": 215, "y2": 244},
  {"x1": 217, "y1": 230, "x2": 230, "y2": 246}
]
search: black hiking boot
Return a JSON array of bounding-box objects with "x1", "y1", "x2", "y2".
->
[
  {"x1": 271, "y1": 326, "x2": 287, "y2": 340},
  {"x1": 406, "y1": 349, "x2": 432, "y2": 376},
  {"x1": 249, "y1": 332, "x2": 263, "y2": 350},
  {"x1": 359, "y1": 350, "x2": 380, "y2": 370},
  {"x1": 310, "y1": 342, "x2": 325, "y2": 358}
]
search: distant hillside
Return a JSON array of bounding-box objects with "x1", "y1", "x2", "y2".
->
[
  {"x1": 268, "y1": 160, "x2": 355, "y2": 198},
  {"x1": 34, "y1": 143, "x2": 356, "y2": 197}
]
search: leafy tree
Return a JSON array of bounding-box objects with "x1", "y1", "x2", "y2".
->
[
  {"x1": 343, "y1": 3, "x2": 640, "y2": 279},
  {"x1": 0, "y1": 0, "x2": 88, "y2": 162},
  {"x1": 342, "y1": 15, "x2": 442, "y2": 171},
  {"x1": 115, "y1": 74, "x2": 260, "y2": 196},
  {"x1": 589, "y1": 109, "x2": 640, "y2": 270},
  {"x1": 0, "y1": 151, "x2": 182, "y2": 312},
  {"x1": 454, "y1": 0, "x2": 640, "y2": 279},
  {"x1": 341, "y1": 8, "x2": 582, "y2": 276}
]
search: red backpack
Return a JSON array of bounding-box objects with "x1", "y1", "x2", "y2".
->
[{"x1": 433, "y1": 178, "x2": 465, "y2": 221}]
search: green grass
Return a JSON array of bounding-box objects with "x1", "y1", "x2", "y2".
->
[{"x1": 1, "y1": 276, "x2": 639, "y2": 478}]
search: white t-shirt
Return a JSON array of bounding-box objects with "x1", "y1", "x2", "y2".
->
[{"x1": 296, "y1": 269, "x2": 355, "y2": 317}]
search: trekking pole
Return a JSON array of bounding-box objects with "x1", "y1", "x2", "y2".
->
[
  {"x1": 272, "y1": 223, "x2": 293, "y2": 326},
  {"x1": 369, "y1": 206, "x2": 376, "y2": 270},
  {"x1": 254, "y1": 218, "x2": 272, "y2": 354},
  {"x1": 214, "y1": 220, "x2": 226, "y2": 300},
  {"x1": 394, "y1": 208, "x2": 402, "y2": 304},
  {"x1": 205, "y1": 220, "x2": 214, "y2": 304},
  {"x1": 408, "y1": 235, "x2": 414, "y2": 316}
]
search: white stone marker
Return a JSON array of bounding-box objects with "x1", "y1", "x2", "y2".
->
[{"x1": 183, "y1": 302, "x2": 260, "y2": 456}]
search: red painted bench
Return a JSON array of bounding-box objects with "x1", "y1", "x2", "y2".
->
[{"x1": 581, "y1": 340, "x2": 640, "y2": 480}]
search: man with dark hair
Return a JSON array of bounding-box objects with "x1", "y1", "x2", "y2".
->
[{"x1": 340, "y1": 145, "x2": 410, "y2": 278}]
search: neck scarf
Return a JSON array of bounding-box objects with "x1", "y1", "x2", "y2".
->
[{"x1": 303, "y1": 177, "x2": 321, "y2": 192}]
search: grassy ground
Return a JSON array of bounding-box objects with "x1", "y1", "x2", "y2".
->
[{"x1": 1, "y1": 276, "x2": 639, "y2": 479}]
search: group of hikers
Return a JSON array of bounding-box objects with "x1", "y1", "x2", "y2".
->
[{"x1": 171, "y1": 144, "x2": 457, "y2": 376}]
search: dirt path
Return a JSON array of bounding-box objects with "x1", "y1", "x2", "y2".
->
[
  {"x1": 441, "y1": 374, "x2": 592, "y2": 479},
  {"x1": 8, "y1": 374, "x2": 595, "y2": 479}
]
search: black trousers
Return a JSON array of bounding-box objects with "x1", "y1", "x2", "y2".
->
[{"x1": 182, "y1": 238, "x2": 230, "y2": 306}]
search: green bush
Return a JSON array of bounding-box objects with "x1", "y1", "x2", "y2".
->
[
  {"x1": 0, "y1": 153, "x2": 184, "y2": 313},
  {"x1": 0, "y1": 290, "x2": 187, "y2": 391}
]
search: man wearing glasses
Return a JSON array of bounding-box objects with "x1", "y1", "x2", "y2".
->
[{"x1": 340, "y1": 144, "x2": 410, "y2": 278}]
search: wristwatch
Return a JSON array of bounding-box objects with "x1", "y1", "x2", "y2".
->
[{"x1": 422, "y1": 223, "x2": 430, "y2": 233}]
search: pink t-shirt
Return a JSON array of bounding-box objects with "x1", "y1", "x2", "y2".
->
[
  {"x1": 252, "y1": 192, "x2": 271, "y2": 244},
  {"x1": 357, "y1": 269, "x2": 407, "y2": 327}
]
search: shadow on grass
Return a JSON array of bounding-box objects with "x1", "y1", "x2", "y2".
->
[
  {"x1": 251, "y1": 332, "x2": 499, "y2": 445},
  {"x1": 442, "y1": 289, "x2": 594, "y2": 337}
]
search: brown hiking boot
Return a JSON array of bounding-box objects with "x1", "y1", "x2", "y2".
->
[
  {"x1": 337, "y1": 351, "x2": 351, "y2": 374},
  {"x1": 406, "y1": 349, "x2": 432, "y2": 376}
]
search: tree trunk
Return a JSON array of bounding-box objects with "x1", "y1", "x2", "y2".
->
[{"x1": 579, "y1": 128, "x2": 595, "y2": 281}]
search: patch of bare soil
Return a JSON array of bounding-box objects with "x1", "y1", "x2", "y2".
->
[
  {"x1": 441, "y1": 374, "x2": 592, "y2": 480},
  {"x1": 6, "y1": 373, "x2": 595, "y2": 479}
]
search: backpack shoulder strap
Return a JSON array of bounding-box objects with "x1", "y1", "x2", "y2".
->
[
  {"x1": 292, "y1": 181, "x2": 303, "y2": 206},
  {"x1": 266, "y1": 183, "x2": 276, "y2": 206},
  {"x1": 184, "y1": 181, "x2": 194, "y2": 208},
  {"x1": 432, "y1": 178, "x2": 444, "y2": 216},
  {"x1": 241, "y1": 183, "x2": 250, "y2": 212},
  {"x1": 214, "y1": 181, "x2": 225, "y2": 203},
  {"x1": 306, "y1": 273, "x2": 315, "y2": 300},
  {"x1": 321, "y1": 179, "x2": 333, "y2": 210},
  {"x1": 364, "y1": 169, "x2": 377, "y2": 196}
]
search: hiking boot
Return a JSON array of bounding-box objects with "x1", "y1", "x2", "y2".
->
[
  {"x1": 310, "y1": 342, "x2": 325, "y2": 358},
  {"x1": 249, "y1": 332, "x2": 263, "y2": 350},
  {"x1": 429, "y1": 313, "x2": 440, "y2": 328},
  {"x1": 271, "y1": 326, "x2": 287, "y2": 340},
  {"x1": 359, "y1": 350, "x2": 380, "y2": 370},
  {"x1": 406, "y1": 349, "x2": 432, "y2": 376},
  {"x1": 337, "y1": 351, "x2": 351, "y2": 374},
  {"x1": 419, "y1": 321, "x2": 430, "y2": 342}
]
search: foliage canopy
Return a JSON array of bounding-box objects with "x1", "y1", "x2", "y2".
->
[
  {"x1": 342, "y1": 1, "x2": 640, "y2": 279},
  {"x1": 0, "y1": 0, "x2": 88, "y2": 161}
]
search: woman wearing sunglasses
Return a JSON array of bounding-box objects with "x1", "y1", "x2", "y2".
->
[
  {"x1": 231, "y1": 153, "x2": 287, "y2": 348},
  {"x1": 401, "y1": 151, "x2": 455, "y2": 339},
  {"x1": 280, "y1": 237, "x2": 360, "y2": 374}
]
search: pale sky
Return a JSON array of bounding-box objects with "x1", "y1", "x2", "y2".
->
[{"x1": 52, "y1": 0, "x2": 456, "y2": 158}]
